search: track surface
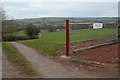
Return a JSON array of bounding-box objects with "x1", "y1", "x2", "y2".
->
[
  {"x1": 2, "y1": 53, "x2": 28, "y2": 78},
  {"x1": 10, "y1": 42, "x2": 95, "y2": 78}
]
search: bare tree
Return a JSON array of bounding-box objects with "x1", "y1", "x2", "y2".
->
[
  {"x1": 0, "y1": 4, "x2": 6, "y2": 41},
  {"x1": 0, "y1": 4, "x2": 6, "y2": 21}
]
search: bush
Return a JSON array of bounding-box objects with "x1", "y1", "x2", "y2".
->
[
  {"x1": 48, "y1": 28, "x2": 56, "y2": 32},
  {"x1": 2, "y1": 35, "x2": 38, "y2": 41},
  {"x1": 25, "y1": 23, "x2": 40, "y2": 37}
]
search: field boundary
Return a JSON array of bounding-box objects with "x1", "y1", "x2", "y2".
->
[{"x1": 66, "y1": 19, "x2": 117, "y2": 56}]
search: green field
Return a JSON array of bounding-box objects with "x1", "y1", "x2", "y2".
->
[
  {"x1": 18, "y1": 29, "x2": 116, "y2": 55},
  {"x1": 70, "y1": 29, "x2": 116, "y2": 42}
]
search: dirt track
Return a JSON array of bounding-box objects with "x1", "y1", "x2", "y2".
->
[
  {"x1": 10, "y1": 42, "x2": 96, "y2": 78},
  {"x1": 2, "y1": 53, "x2": 28, "y2": 78}
]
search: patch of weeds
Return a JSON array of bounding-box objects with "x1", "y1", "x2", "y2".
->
[
  {"x1": 112, "y1": 57, "x2": 120, "y2": 61},
  {"x1": 69, "y1": 59, "x2": 80, "y2": 63},
  {"x1": 113, "y1": 66, "x2": 119, "y2": 69},
  {"x1": 81, "y1": 61, "x2": 93, "y2": 65}
]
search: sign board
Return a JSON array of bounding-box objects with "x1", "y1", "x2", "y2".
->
[{"x1": 93, "y1": 23, "x2": 103, "y2": 29}]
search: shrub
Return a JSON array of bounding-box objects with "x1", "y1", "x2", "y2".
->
[
  {"x1": 2, "y1": 35, "x2": 38, "y2": 41},
  {"x1": 25, "y1": 23, "x2": 40, "y2": 37},
  {"x1": 48, "y1": 28, "x2": 56, "y2": 32}
]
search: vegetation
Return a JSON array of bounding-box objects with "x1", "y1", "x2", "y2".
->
[
  {"x1": 2, "y1": 35, "x2": 38, "y2": 41},
  {"x1": 2, "y1": 42, "x2": 38, "y2": 75},
  {"x1": 25, "y1": 23, "x2": 40, "y2": 37},
  {"x1": 11, "y1": 30, "x2": 27, "y2": 36},
  {"x1": 16, "y1": 17, "x2": 117, "y2": 27},
  {"x1": 2, "y1": 20, "x2": 21, "y2": 34},
  {"x1": 0, "y1": 6, "x2": 6, "y2": 20},
  {"x1": 2, "y1": 19, "x2": 26, "y2": 41},
  {"x1": 15, "y1": 17, "x2": 117, "y2": 33},
  {"x1": 2, "y1": 23, "x2": 40, "y2": 41},
  {"x1": 70, "y1": 29, "x2": 116, "y2": 42},
  {"x1": 1, "y1": 13, "x2": 117, "y2": 55},
  {"x1": 18, "y1": 29, "x2": 116, "y2": 55}
]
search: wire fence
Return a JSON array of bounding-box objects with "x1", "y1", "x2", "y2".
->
[{"x1": 67, "y1": 20, "x2": 118, "y2": 53}]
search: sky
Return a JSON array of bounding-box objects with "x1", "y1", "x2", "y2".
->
[{"x1": 1, "y1": 0, "x2": 119, "y2": 19}]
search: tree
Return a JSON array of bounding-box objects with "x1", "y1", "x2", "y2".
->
[
  {"x1": 2, "y1": 19, "x2": 19, "y2": 35},
  {"x1": 0, "y1": 4, "x2": 6, "y2": 41},
  {"x1": 25, "y1": 23, "x2": 40, "y2": 37},
  {"x1": 0, "y1": 4, "x2": 6, "y2": 21}
]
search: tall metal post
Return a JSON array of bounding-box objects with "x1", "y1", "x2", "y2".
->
[{"x1": 66, "y1": 20, "x2": 69, "y2": 56}]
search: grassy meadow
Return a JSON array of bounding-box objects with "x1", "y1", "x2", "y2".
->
[{"x1": 18, "y1": 28, "x2": 116, "y2": 55}]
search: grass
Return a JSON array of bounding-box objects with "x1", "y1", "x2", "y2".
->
[
  {"x1": 18, "y1": 28, "x2": 116, "y2": 55},
  {"x1": 4, "y1": 30, "x2": 27, "y2": 37},
  {"x1": 2, "y1": 42, "x2": 38, "y2": 76},
  {"x1": 70, "y1": 29, "x2": 116, "y2": 42},
  {"x1": 14, "y1": 30, "x2": 27, "y2": 36},
  {"x1": 18, "y1": 31, "x2": 66, "y2": 55},
  {"x1": 40, "y1": 29, "x2": 48, "y2": 33},
  {"x1": 18, "y1": 39, "x2": 64, "y2": 55}
]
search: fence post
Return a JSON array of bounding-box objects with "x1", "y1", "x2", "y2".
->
[{"x1": 66, "y1": 19, "x2": 69, "y2": 56}]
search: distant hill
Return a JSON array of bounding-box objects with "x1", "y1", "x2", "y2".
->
[{"x1": 16, "y1": 17, "x2": 117, "y2": 27}]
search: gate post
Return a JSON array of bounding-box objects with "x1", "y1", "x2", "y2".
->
[{"x1": 66, "y1": 20, "x2": 69, "y2": 56}]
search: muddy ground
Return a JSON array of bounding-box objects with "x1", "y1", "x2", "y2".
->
[{"x1": 52, "y1": 43, "x2": 119, "y2": 78}]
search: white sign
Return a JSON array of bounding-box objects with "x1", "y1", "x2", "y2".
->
[{"x1": 93, "y1": 23, "x2": 103, "y2": 29}]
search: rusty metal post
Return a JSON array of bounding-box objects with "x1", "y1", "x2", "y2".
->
[{"x1": 66, "y1": 20, "x2": 69, "y2": 56}]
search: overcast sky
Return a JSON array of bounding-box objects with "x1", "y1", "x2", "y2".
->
[{"x1": 1, "y1": 0, "x2": 119, "y2": 19}]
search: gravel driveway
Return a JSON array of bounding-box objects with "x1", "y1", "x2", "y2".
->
[{"x1": 10, "y1": 42, "x2": 96, "y2": 78}]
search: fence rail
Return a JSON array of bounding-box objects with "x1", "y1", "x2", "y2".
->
[
  {"x1": 70, "y1": 36, "x2": 116, "y2": 43},
  {"x1": 70, "y1": 23, "x2": 91, "y2": 25},
  {"x1": 65, "y1": 19, "x2": 117, "y2": 56},
  {"x1": 71, "y1": 41, "x2": 116, "y2": 52},
  {"x1": 70, "y1": 28, "x2": 115, "y2": 32},
  {"x1": 70, "y1": 32, "x2": 114, "y2": 37},
  {"x1": 70, "y1": 38, "x2": 116, "y2": 48}
]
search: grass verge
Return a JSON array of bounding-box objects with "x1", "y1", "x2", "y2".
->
[{"x1": 2, "y1": 42, "x2": 38, "y2": 76}]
